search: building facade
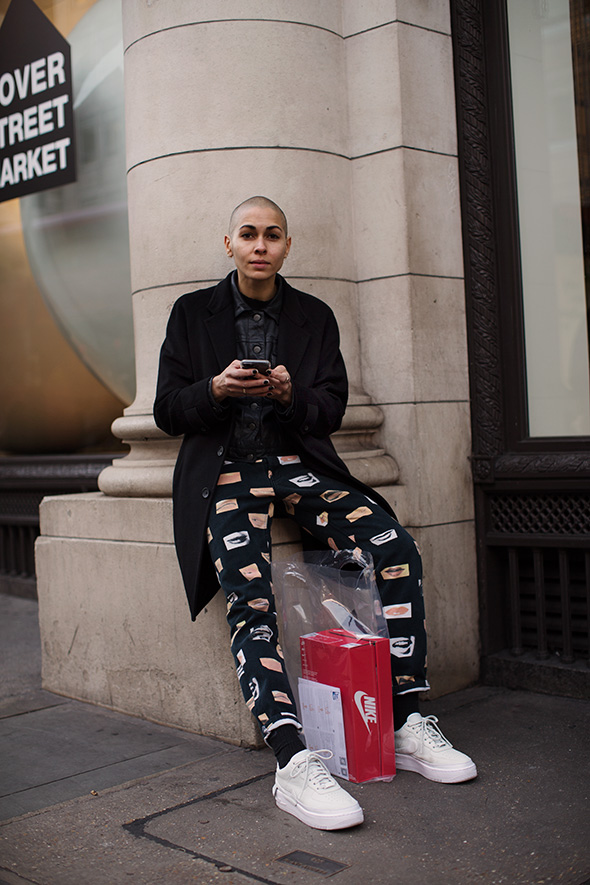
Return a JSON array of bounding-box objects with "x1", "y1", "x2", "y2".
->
[{"x1": 1, "y1": 0, "x2": 587, "y2": 742}]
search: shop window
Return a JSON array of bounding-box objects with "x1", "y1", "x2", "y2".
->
[{"x1": 507, "y1": 0, "x2": 590, "y2": 437}]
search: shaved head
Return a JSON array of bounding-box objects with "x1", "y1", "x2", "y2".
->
[{"x1": 228, "y1": 196, "x2": 288, "y2": 237}]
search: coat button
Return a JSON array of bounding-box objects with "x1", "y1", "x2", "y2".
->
[
  {"x1": 303, "y1": 425, "x2": 310, "y2": 432},
  {"x1": 217, "y1": 446, "x2": 224, "y2": 457},
  {"x1": 201, "y1": 488, "x2": 210, "y2": 498}
]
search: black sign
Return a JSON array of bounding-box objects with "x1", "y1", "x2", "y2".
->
[{"x1": 0, "y1": 0, "x2": 76, "y2": 203}]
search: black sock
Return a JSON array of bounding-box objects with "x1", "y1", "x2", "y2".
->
[
  {"x1": 393, "y1": 693, "x2": 420, "y2": 729},
  {"x1": 267, "y1": 725, "x2": 306, "y2": 769}
]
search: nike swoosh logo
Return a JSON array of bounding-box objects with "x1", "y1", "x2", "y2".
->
[{"x1": 354, "y1": 690, "x2": 372, "y2": 733}]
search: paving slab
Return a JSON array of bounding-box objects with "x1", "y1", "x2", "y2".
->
[
  {"x1": 0, "y1": 690, "x2": 69, "y2": 720},
  {"x1": 0, "y1": 698, "x2": 232, "y2": 820},
  {"x1": 0, "y1": 687, "x2": 588, "y2": 885},
  {"x1": 1, "y1": 594, "x2": 589, "y2": 885},
  {"x1": 1, "y1": 595, "x2": 42, "y2": 699},
  {"x1": 130, "y1": 688, "x2": 590, "y2": 885},
  {"x1": 0, "y1": 590, "x2": 239, "y2": 821},
  {"x1": 0, "y1": 746, "x2": 274, "y2": 885}
]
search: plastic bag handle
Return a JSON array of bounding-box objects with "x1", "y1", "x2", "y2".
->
[{"x1": 330, "y1": 548, "x2": 372, "y2": 573}]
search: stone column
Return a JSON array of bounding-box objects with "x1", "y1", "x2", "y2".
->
[
  {"x1": 97, "y1": 1, "x2": 398, "y2": 499},
  {"x1": 37, "y1": 1, "x2": 399, "y2": 747}
]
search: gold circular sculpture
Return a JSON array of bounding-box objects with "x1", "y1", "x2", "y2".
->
[{"x1": 0, "y1": 0, "x2": 134, "y2": 454}]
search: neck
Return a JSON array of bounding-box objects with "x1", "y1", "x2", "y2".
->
[{"x1": 235, "y1": 270, "x2": 277, "y2": 302}]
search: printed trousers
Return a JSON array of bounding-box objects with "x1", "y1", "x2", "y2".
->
[{"x1": 207, "y1": 455, "x2": 429, "y2": 740}]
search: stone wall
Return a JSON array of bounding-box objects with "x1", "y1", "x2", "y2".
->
[{"x1": 36, "y1": 1, "x2": 479, "y2": 744}]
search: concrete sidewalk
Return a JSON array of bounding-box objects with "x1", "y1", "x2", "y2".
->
[{"x1": 0, "y1": 593, "x2": 588, "y2": 885}]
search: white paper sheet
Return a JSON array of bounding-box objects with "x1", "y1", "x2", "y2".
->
[{"x1": 298, "y1": 677, "x2": 349, "y2": 780}]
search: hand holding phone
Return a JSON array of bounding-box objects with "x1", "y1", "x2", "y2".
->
[{"x1": 241, "y1": 359, "x2": 271, "y2": 373}]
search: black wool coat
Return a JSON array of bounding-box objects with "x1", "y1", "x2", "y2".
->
[{"x1": 153, "y1": 272, "x2": 395, "y2": 621}]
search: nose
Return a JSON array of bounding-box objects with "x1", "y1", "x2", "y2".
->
[{"x1": 254, "y1": 236, "x2": 267, "y2": 252}]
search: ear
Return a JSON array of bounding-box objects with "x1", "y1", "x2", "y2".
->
[
  {"x1": 284, "y1": 236, "x2": 292, "y2": 259},
  {"x1": 224, "y1": 234, "x2": 233, "y2": 258}
]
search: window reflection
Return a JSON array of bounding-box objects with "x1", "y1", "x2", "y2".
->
[
  {"x1": 20, "y1": 0, "x2": 134, "y2": 404},
  {"x1": 507, "y1": 0, "x2": 590, "y2": 436},
  {"x1": 0, "y1": 0, "x2": 132, "y2": 453}
]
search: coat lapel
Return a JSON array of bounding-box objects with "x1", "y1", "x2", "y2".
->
[
  {"x1": 204, "y1": 274, "x2": 236, "y2": 370},
  {"x1": 277, "y1": 279, "x2": 311, "y2": 378}
]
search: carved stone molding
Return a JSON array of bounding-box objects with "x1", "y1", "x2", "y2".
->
[
  {"x1": 472, "y1": 451, "x2": 590, "y2": 485},
  {"x1": 495, "y1": 452, "x2": 590, "y2": 479},
  {"x1": 451, "y1": 0, "x2": 504, "y2": 459},
  {"x1": 98, "y1": 401, "x2": 400, "y2": 498},
  {"x1": 470, "y1": 456, "x2": 494, "y2": 484}
]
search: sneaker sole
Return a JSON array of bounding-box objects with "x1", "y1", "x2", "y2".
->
[
  {"x1": 273, "y1": 784, "x2": 364, "y2": 830},
  {"x1": 395, "y1": 754, "x2": 478, "y2": 784}
]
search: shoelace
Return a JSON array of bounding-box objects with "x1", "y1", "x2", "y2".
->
[
  {"x1": 414, "y1": 715, "x2": 453, "y2": 750},
  {"x1": 291, "y1": 750, "x2": 336, "y2": 791}
]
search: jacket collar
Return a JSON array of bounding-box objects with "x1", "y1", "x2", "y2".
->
[{"x1": 205, "y1": 272, "x2": 311, "y2": 377}]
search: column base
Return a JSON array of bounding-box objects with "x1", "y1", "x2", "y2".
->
[{"x1": 98, "y1": 403, "x2": 400, "y2": 497}]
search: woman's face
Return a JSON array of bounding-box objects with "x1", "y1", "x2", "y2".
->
[{"x1": 224, "y1": 205, "x2": 291, "y2": 291}]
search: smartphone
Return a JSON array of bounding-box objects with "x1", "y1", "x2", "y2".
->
[{"x1": 241, "y1": 359, "x2": 271, "y2": 372}]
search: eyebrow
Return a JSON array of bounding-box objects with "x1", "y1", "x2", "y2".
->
[{"x1": 238, "y1": 223, "x2": 284, "y2": 233}]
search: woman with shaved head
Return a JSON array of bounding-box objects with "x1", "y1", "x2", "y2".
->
[{"x1": 154, "y1": 196, "x2": 476, "y2": 831}]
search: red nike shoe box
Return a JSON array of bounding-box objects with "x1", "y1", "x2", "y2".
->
[{"x1": 300, "y1": 629, "x2": 396, "y2": 783}]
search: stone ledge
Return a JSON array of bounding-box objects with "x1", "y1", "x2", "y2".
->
[
  {"x1": 39, "y1": 493, "x2": 175, "y2": 543},
  {"x1": 35, "y1": 533, "x2": 264, "y2": 747},
  {"x1": 39, "y1": 492, "x2": 301, "y2": 546}
]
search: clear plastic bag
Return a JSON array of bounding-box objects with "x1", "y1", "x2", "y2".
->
[{"x1": 272, "y1": 549, "x2": 388, "y2": 698}]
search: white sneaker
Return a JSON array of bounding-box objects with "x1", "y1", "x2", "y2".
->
[
  {"x1": 273, "y1": 749, "x2": 364, "y2": 830},
  {"x1": 395, "y1": 713, "x2": 477, "y2": 783}
]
